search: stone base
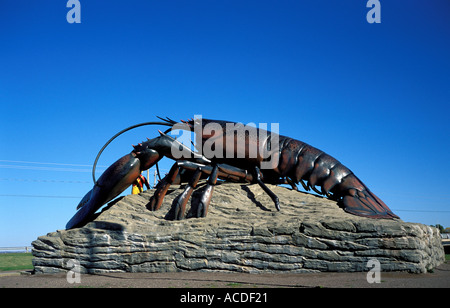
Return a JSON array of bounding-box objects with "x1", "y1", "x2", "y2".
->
[{"x1": 32, "y1": 183, "x2": 445, "y2": 274}]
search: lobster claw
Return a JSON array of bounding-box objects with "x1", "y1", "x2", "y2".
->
[{"x1": 66, "y1": 153, "x2": 143, "y2": 229}]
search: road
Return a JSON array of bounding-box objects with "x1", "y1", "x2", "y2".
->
[{"x1": 1, "y1": 261, "x2": 449, "y2": 288}]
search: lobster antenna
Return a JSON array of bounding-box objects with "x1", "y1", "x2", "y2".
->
[
  {"x1": 92, "y1": 120, "x2": 177, "y2": 185},
  {"x1": 156, "y1": 162, "x2": 162, "y2": 182}
]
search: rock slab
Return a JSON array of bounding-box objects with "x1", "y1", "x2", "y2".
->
[{"x1": 32, "y1": 183, "x2": 445, "y2": 274}]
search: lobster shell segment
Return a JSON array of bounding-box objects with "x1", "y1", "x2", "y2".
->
[
  {"x1": 275, "y1": 136, "x2": 398, "y2": 219},
  {"x1": 336, "y1": 174, "x2": 399, "y2": 219}
]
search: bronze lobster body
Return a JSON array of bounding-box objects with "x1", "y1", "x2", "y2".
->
[{"x1": 66, "y1": 117, "x2": 398, "y2": 229}]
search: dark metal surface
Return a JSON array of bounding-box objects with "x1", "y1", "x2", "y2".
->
[{"x1": 66, "y1": 117, "x2": 399, "y2": 229}]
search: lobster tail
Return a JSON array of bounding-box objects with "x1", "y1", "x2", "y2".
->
[
  {"x1": 276, "y1": 138, "x2": 399, "y2": 220},
  {"x1": 337, "y1": 174, "x2": 399, "y2": 219}
]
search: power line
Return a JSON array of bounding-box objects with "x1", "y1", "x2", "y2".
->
[
  {"x1": 0, "y1": 194, "x2": 81, "y2": 199},
  {"x1": 0, "y1": 164, "x2": 94, "y2": 172},
  {"x1": 391, "y1": 209, "x2": 450, "y2": 213},
  {"x1": 383, "y1": 192, "x2": 450, "y2": 201},
  {"x1": 0, "y1": 178, "x2": 90, "y2": 183},
  {"x1": 0, "y1": 159, "x2": 108, "y2": 168}
]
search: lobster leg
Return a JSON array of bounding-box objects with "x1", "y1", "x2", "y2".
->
[
  {"x1": 151, "y1": 161, "x2": 255, "y2": 220},
  {"x1": 253, "y1": 166, "x2": 280, "y2": 211},
  {"x1": 172, "y1": 167, "x2": 203, "y2": 220},
  {"x1": 168, "y1": 165, "x2": 220, "y2": 220},
  {"x1": 151, "y1": 160, "x2": 285, "y2": 219},
  {"x1": 192, "y1": 164, "x2": 219, "y2": 218},
  {"x1": 147, "y1": 163, "x2": 180, "y2": 211}
]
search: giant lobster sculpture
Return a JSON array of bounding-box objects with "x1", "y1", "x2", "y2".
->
[{"x1": 66, "y1": 117, "x2": 398, "y2": 229}]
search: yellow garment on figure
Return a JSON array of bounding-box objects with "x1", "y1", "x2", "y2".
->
[
  {"x1": 132, "y1": 184, "x2": 143, "y2": 194},
  {"x1": 131, "y1": 176, "x2": 144, "y2": 194}
]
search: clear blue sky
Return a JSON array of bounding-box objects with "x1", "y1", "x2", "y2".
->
[{"x1": 1, "y1": 1, "x2": 449, "y2": 246}]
